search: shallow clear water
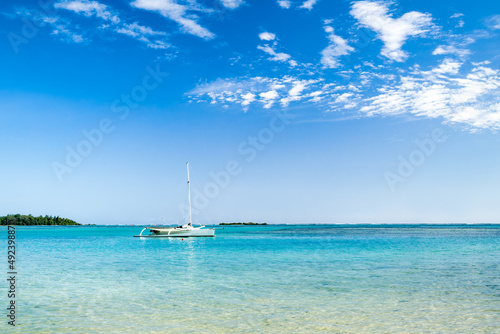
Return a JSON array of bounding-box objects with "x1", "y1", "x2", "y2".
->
[{"x1": 1, "y1": 225, "x2": 499, "y2": 333}]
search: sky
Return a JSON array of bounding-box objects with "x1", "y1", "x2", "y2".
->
[{"x1": 1, "y1": 0, "x2": 500, "y2": 225}]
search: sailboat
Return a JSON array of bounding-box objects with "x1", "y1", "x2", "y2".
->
[{"x1": 135, "y1": 162, "x2": 215, "y2": 238}]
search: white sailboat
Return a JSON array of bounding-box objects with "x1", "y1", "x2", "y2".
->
[{"x1": 135, "y1": 162, "x2": 215, "y2": 238}]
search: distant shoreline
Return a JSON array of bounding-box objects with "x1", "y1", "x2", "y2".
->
[{"x1": 0, "y1": 214, "x2": 80, "y2": 226}]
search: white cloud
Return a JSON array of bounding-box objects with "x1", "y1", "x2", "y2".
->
[
  {"x1": 320, "y1": 25, "x2": 354, "y2": 68},
  {"x1": 220, "y1": 0, "x2": 244, "y2": 9},
  {"x1": 280, "y1": 79, "x2": 318, "y2": 106},
  {"x1": 428, "y1": 58, "x2": 462, "y2": 75},
  {"x1": 131, "y1": 0, "x2": 215, "y2": 40},
  {"x1": 360, "y1": 60, "x2": 500, "y2": 130},
  {"x1": 277, "y1": 0, "x2": 291, "y2": 9},
  {"x1": 188, "y1": 76, "x2": 325, "y2": 110},
  {"x1": 350, "y1": 1, "x2": 434, "y2": 62},
  {"x1": 288, "y1": 81, "x2": 307, "y2": 97},
  {"x1": 116, "y1": 22, "x2": 166, "y2": 38},
  {"x1": 259, "y1": 32, "x2": 276, "y2": 41},
  {"x1": 257, "y1": 36, "x2": 297, "y2": 67},
  {"x1": 12, "y1": 1, "x2": 191, "y2": 49},
  {"x1": 51, "y1": 22, "x2": 85, "y2": 43},
  {"x1": 54, "y1": 1, "x2": 172, "y2": 48},
  {"x1": 335, "y1": 92, "x2": 353, "y2": 103},
  {"x1": 432, "y1": 45, "x2": 470, "y2": 58},
  {"x1": 471, "y1": 61, "x2": 491, "y2": 66},
  {"x1": 116, "y1": 22, "x2": 169, "y2": 49},
  {"x1": 300, "y1": 0, "x2": 318, "y2": 10},
  {"x1": 259, "y1": 90, "x2": 280, "y2": 108},
  {"x1": 485, "y1": 15, "x2": 500, "y2": 30},
  {"x1": 189, "y1": 59, "x2": 500, "y2": 130},
  {"x1": 188, "y1": 75, "x2": 349, "y2": 111},
  {"x1": 260, "y1": 90, "x2": 279, "y2": 98},
  {"x1": 308, "y1": 90, "x2": 323, "y2": 102},
  {"x1": 55, "y1": 1, "x2": 120, "y2": 23},
  {"x1": 451, "y1": 14, "x2": 465, "y2": 28},
  {"x1": 257, "y1": 45, "x2": 291, "y2": 62},
  {"x1": 14, "y1": 8, "x2": 85, "y2": 44},
  {"x1": 189, "y1": 78, "x2": 253, "y2": 96},
  {"x1": 277, "y1": 0, "x2": 319, "y2": 10},
  {"x1": 241, "y1": 92, "x2": 256, "y2": 109},
  {"x1": 146, "y1": 40, "x2": 170, "y2": 49}
]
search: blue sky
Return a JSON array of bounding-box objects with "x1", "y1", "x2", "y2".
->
[{"x1": 1, "y1": 0, "x2": 500, "y2": 224}]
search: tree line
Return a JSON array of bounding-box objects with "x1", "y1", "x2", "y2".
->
[{"x1": 0, "y1": 214, "x2": 80, "y2": 226}]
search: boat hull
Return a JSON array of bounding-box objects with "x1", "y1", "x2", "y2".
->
[{"x1": 134, "y1": 227, "x2": 215, "y2": 237}]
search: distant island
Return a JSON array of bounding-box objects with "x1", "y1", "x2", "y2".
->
[
  {"x1": 0, "y1": 214, "x2": 80, "y2": 226},
  {"x1": 219, "y1": 222, "x2": 268, "y2": 226}
]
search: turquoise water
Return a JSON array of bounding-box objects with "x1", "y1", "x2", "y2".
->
[{"x1": 1, "y1": 225, "x2": 499, "y2": 333}]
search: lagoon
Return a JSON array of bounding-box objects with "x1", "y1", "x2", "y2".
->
[{"x1": 1, "y1": 224, "x2": 499, "y2": 333}]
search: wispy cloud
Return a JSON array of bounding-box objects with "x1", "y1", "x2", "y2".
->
[
  {"x1": 277, "y1": 0, "x2": 291, "y2": 9},
  {"x1": 431, "y1": 30, "x2": 478, "y2": 60},
  {"x1": 276, "y1": 0, "x2": 319, "y2": 10},
  {"x1": 361, "y1": 60, "x2": 500, "y2": 130},
  {"x1": 257, "y1": 45, "x2": 293, "y2": 63},
  {"x1": 350, "y1": 1, "x2": 435, "y2": 62},
  {"x1": 2, "y1": 1, "x2": 169, "y2": 49},
  {"x1": 182, "y1": 0, "x2": 500, "y2": 131},
  {"x1": 116, "y1": 22, "x2": 166, "y2": 38},
  {"x1": 220, "y1": 0, "x2": 245, "y2": 9},
  {"x1": 12, "y1": 8, "x2": 84, "y2": 44},
  {"x1": 450, "y1": 13, "x2": 465, "y2": 28},
  {"x1": 257, "y1": 33, "x2": 297, "y2": 67},
  {"x1": 50, "y1": 21, "x2": 85, "y2": 43},
  {"x1": 300, "y1": 0, "x2": 319, "y2": 10},
  {"x1": 485, "y1": 15, "x2": 500, "y2": 30},
  {"x1": 320, "y1": 24, "x2": 354, "y2": 68},
  {"x1": 115, "y1": 22, "x2": 169, "y2": 49},
  {"x1": 189, "y1": 58, "x2": 500, "y2": 130},
  {"x1": 189, "y1": 76, "x2": 323, "y2": 111},
  {"x1": 259, "y1": 32, "x2": 276, "y2": 41},
  {"x1": 131, "y1": 0, "x2": 215, "y2": 40},
  {"x1": 280, "y1": 79, "x2": 319, "y2": 106},
  {"x1": 55, "y1": 0, "x2": 120, "y2": 23},
  {"x1": 432, "y1": 45, "x2": 470, "y2": 58}
]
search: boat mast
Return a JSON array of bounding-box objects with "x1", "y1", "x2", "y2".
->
[{"x1": 187, "y1": 162, "x2": 192, "y2": 226}]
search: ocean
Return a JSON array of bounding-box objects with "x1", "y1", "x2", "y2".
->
[{"x1": 1, "y1": 224, "x2": 499, "y2": 333}]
